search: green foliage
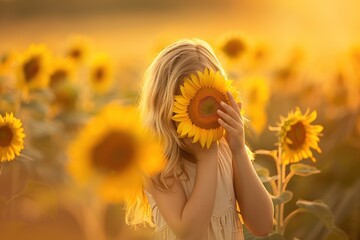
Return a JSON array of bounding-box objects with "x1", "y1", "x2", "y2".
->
[
  {"x1": 290, "y1": 163, "x2": 321, "y2": 177},
  {"x1": 243, "y1": 226, "x2": 285, "y2": 240},
  {"x1": 254, "y1": 163, "x2": 278, "y2": 183},
  {"x1": 296, "y1": 199, "x2": 334, "y2": 228},
  {"x1": 271, "y1": 191, "x2": 293, "y2": 205}
]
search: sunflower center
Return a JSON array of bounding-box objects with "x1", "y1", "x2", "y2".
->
[
  {"x1": 0, "y1": 126, "x2": 13, "y2": 147},
  {"x1": 286, "y1": 121, "x2": 306, "y2": 150},
  {"x1": 91, "y1": 131, "x2": 136, "y2": 174},
  {"x1": 23, "y1": 56, "x2": 40, "y2": 82},
  {"x1": 50, "y1": 69, "x2": 67, "y2": 88},
  {"x1": 223, "y1": 39, "x2": 245, "y2": 58},
  {"x1": 188, "y1": 87, "x2": 227, "y2": 129},
  {"x1": 1, "y1": 54, "x2": 8, "y2": 64},
  {"x1": 94, "y1": 67, "x2": 105, "y2": 82},
  {"x1": 69, "y1": 49, "x2": 82, "y2": 60}
]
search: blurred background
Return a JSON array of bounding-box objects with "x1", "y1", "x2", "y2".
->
[{"x1": 0, "y1": 0, "x2": 360, "y2": 239}]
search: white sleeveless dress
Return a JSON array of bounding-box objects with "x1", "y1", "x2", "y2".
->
[{"x1": 144, "y1": 138, "x2": 244, "y2": 240}]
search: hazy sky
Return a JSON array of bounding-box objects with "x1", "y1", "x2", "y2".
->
[{"x1": 1, "y1": 0, "x2": 359, "y2": 72}]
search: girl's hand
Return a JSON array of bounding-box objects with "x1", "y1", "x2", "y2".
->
[{"x1": 217, "y1": 92, "x2": 246, "y2": 155}]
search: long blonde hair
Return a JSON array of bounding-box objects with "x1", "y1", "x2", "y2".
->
[{"x1": 125, "y1": 38, "x2": 254, "y2": 228}]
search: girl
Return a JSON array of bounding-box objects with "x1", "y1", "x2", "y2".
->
[{"x1": 125, "y1": 38, "x2": 274, "y2": 240}]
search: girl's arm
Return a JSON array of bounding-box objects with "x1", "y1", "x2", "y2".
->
[
  {"x1": 146, "y1": 144, "x2": 218, "y2": 240},
  {"x1": 217, "y1": 92, "x2": 274, "y2": 236},
  {"x1": 232, "y1": 147, "x2": 274, "y2": 236}
]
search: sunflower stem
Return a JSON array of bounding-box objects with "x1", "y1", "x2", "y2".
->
[
  {"x1": 281, "y1": 208, "x2": 306, "y2": 235},
  {"x1": 275, "y1": 143, "x2": 284, "y2": 233},
  {"x1": 270, "y1": 179, "x2": 278, "y2": 195},
  {"x1": 282, "y1": 171, "x2": 295, "y2": 192},
  {"x1": 280, "y1": 161, "x2": 286, "y2": 231}
]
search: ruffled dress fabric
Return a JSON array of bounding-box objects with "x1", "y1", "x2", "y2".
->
[{"x1": 144, "y1": 138, "x2": 244, "y2": 240}]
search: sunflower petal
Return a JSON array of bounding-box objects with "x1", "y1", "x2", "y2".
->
[
  {"x1": 184, "y1": 81, "x2": 197, "y2": 98},
  {"x1": 192, "y1": 129, "x2": 200, "y2": 143},
  {"x1": 188, "y1": 124, "x2": 197, "y2": 137},
  {"x1": 174, "y1": 96, "x2": 190, "y2": 105},
  {"x1": 206, "y1": 130, "x2": 214, "y2": 149},
  {"x1": 199, "y1": 129, "x2": 207, "y2": 148}
]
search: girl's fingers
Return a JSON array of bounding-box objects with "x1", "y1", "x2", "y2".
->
[
  {"x1": 217, "y1": 110, "x2": 240, "y2": 129},
  {"x1": 220, "y1": 101, "x2": 241, "y2": 122},
  {"x1": 227, "y1": 92, "x2": 240, "y2": 114},
  {"x1": 218, "y1": 118, "x2": 237, "y2": 134}
]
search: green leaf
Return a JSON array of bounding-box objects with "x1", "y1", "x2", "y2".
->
[
  {"x1": 260, "y1": 175, "x2": 279, "y2": 183},
  {"x1": 254, "y1": 163, "x2": 278, "y2": 183},
  {"x1": 255, "y1": 149, "x2": 278, "y2": 160},
  {"x1": 30, "y1": 88, "x2": 53, "y2": 98},
  {"x1": 243, "y1": 225, "x2": 255, "y2": 240},
  {"x1": 296, "y1": 199, "x2": 334, "y2": 228},
  {"x1": 324, "y1": 226, "x2": 349, "y2": 240},
  {"x1": 243, "y1": 226, "x2": 285, "y2": 240},
  {"x1": 22, "y1": 100, "x2": 49, "y2": 118},
  {"x1": 290, "y1": 163, "x2": 320, "y2": 177},
  {"x1": 271, "y1": 191, "x2": 293, "y2": 205}
]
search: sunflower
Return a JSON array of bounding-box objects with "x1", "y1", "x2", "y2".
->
[
  {"x1": 272, "y1": 48, "x2": 303, "y2": 95},
  {"x1": 269, "y1": 107, "x2": 323, "y2": 165},
  {"x1": 16, "y1": 44, "x2": 51, "y2": 91},
  {"x1": 67, "y1": 104, "x2": 164, "y2": 202},
  {"x1": 65, "y1": 35, "x2": 90, "y2": 64},
  {"x1": 216, "y1": 32, "x2": 249, "y2": 66},
  {"x1": 88, "y1": 53, "x2": 113, "y2": 94},
  {"x1": 172, "y1": 68, "x2": 241, "y2": 149},
  {"x1": 49, "y1": 58, "x2": 75, "y2": 89},
  {"x1": 0, "y1": 113, "x2": 25, "y2": 162},
  {"x1": 323, "y1": 70, "x2": 359, "y2": 120},
  {"x1": 219, "y1": 34, "x2": 247, "y2": 60},
  {"x1": 236, "y1": 76, "x2": 270, "y2": 134}
]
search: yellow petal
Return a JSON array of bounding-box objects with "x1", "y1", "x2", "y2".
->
[
  {"x1": 182, "y1": 121, "x2": 193, "y2": 135},
  {"x1": 184, "y1": 81, "x2": 197, "y2": 98},
  {"x1": 199, "y1": 128, "x2": 207, "y2": 148},
  {"x1": 206, "y1": 130, "x2": 214, "y2": 149},
  {"x1": 188, "y1": 124, "x2": 197, "y2": 137},
  {"x1": 174, "y1": 96, "x2": 189, "y2": 105},
  {"x1": 174, "y1": 101, "x2": 187, "y2": 110},
  {"x1": 171, "y1": 113, "x2": 189, "y2": 122},
  {"x1": 192, "y1": 128, "x2": 200, "y2": 143},
  {"x1": 306, "y1": 110, "x2": 317, "y2": 123},
  {"x1": 190, "y1": 74, "x2": 201, "y2": 88},
  {"x1": 180, "y1": 86, "x2": 191, "y2": 100}
]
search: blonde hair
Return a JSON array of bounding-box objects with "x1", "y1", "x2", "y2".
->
[{"x1": 125, "y1": 38, "x2": 254, "y2": 228}]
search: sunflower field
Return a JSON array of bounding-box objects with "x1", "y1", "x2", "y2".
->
[{"x1": 1, "y1": 0, "x2": 360, "y2": 240}]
